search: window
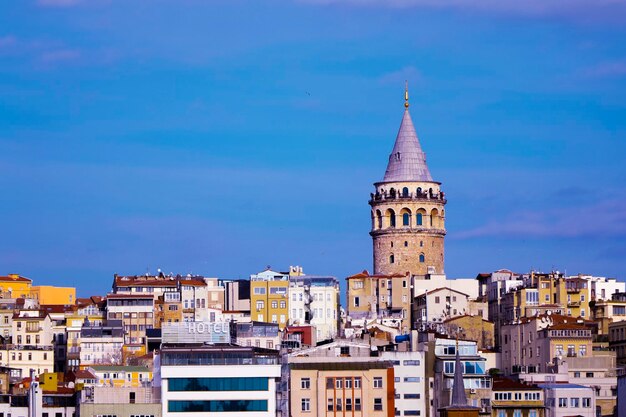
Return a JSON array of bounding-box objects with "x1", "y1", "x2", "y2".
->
[
  {"x1": 256, "y1": 301, "x2": 264, "y2": 310},
  {"x1": 374, "y1": 398, "x2": 383, "y2": 411},
  {"x1": 353, "y1": 280, "x2": 364, "y2": 289},
  {"x1": 345, "y1": 378, "x2": 352, "y2": 389},
  {"x1": 405, "y1": 394, "x2": 420, "y2": 399},
  {"x1": 390, "y1": 254, "x2": 395, "y2": 264},
  {"x1": 419, "y1": 253, "x2": 425, "y2": 263},
  {"x1": 404, "y1": 377, "x2": 420, "y2": 382},
  {"x1": 253, "y1": 287, "x2": 266, "y2": 295},
  {"x1": 583, "y1": 398, "x2": 591, "y2": 408},
  {"x1": 326, "y1": 378, "x2": 334, "y2": 389},
  {"x1": 354, "y1": 297, "x2": 360, "y2": 307},
  {"x1": 417, "y1": 213, "x2": 423, "y2": 225},
  {"x1": 374, "y1": 377, "x2": 383, "y2": 388},
  {"x1": 559, "y1": 398, "x2": 567, "y2": 408},
  {"x1": 301, "y1": 398, "x2": 310, "y2": 412},
  {"x1": 435, "y1": 296, "x2": 440, "y2": 304},
  {"x1": 301, "y1": 378, "x2": 310, "y2": 389},
  {"x1": 403, "y1": 213, "x2": 410, "y2": 226},
  {"x1": 354, "y1": 377, "x2": 361, "y2": 388},
  {"x1": 336, "y1": 398, "x2": 342, "y2": 411},
  {"x1": 346, "y1": 398, "x2": 353, "y2": 411},
  {"x1": 355, "y1": 398, "x2": 362, "y2": 411},
  {"x1": 271, "y1": 301, "x2": 278, "y2": 309},
  {"x1": 327, "y1": 398, "x2": 334, "y2": 412},
  {"x1": 570, "y1": 398, "x2": 580, "y2": 408},
  {"x1": 498, "y1": 411, "x2": 506, "y2": 417},
  {"x1": 513, "y1": 410, "x2": 521, "y2": 417},
  {"x1": 585, "y1": 372, "x2": 593, "y2": 377},
  {"x1": 529, "y1": 410, "x2": 537, "y2": 417},
  {"x1": 580, "y1": 345, "x2": 587, "y2": 357}
]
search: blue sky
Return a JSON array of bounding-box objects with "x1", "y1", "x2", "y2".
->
[{"x1": 1, "y1": 0, "x2": 625, "y2": 297}]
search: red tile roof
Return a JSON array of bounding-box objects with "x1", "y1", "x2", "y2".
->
[{"x1": 0, "y1": 275, "x2": 32, "y2": 283}]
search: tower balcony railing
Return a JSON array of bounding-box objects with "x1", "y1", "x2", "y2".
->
[{"x1": 369, "y1": 191, "x2": 447, "y2": 204}]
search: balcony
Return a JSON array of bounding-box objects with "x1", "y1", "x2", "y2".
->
[{"x1": 369, "y1": 191, "x2": 447, "y2": 204}]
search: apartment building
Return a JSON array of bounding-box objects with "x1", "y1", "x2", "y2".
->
[
  {"x1": 250, "y1": 269, "x2": 289, "y2": 329},
  {"x1": 106, "y1": 293, "x2": 155, "y2": 361},
  {"x1": 432, "y1": 338, "x2": 491, "y2": 415},
  {"x1": 289, "y1": 275, "x2": 340, "y2": 340},
  {"x1": 414, "y1": 287, "x2": 470, "y2": 329},
  {"x1": 380, "y1": 350, "x2": 426, "y2": 417},
  {"x1": 491, "y1": 378, "x2": 545, "y2": 417},
  {"x1": 79, "y1": 320, "x2": 124, "y2": 367},
  {"x1": 289, "y1": 351, "x2": 395, "y2": 417},
  {"x1": 233, "y1": 321, "x2": 280, "y2": 350},
  {"x1": 538, "y1": 383, "x2": 595, "y2": 417},
  {"x1": 346, "y1": 270, "x2": 411, "y2": 332},
  {"x1": 500, "y1": 314, "x2": 594, "y2": 376},
  {"x1": 0, "y1": 274, "x2": 33, "y2": 299}
]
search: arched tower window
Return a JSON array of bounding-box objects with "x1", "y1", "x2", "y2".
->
[
  {"x1": 402, "y1": 187, "x2": 409, "y2": 197},
  {"x1": 419, "y1": 253, "x2": 425, "y2": 263},
  {"x1": 387, "y1": 209, "x2": 396, "y2": 228},
  {"x1": 376, "y1": 210, "x2": 383, "y2": 229},
  {"x1": 402, "y1": 213, "x2": 410, "y2": 226},
  {"x1": 430, "y1": 208, "x2": 439, "y2": 228},
  {"x1": 417, "y1": 187, "x2": 422, "y2": 195},
  {"x1": 390, "y1": 188, "x2": 396, "y2": 198},
  {"x1": 416, "y1": 213, "x2": 423, "y2": 226},
  {"x1": 390, "y1": 254, "x2": 395, "y2": 264}
]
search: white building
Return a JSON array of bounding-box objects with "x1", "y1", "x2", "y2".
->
[
  {"x1": 288, "y1": 276, "x2": 340, "y2": 341},
  {"x1": 538, "y1": 383, "x2": 595, "y2": 417},
  {"x1": 380, "y1": 350, "x2": 426, "y2": 417},
  {"x1": 414, "y1": 287, "x2": 471, "y2": 328},
  {"x1": 159, "y1": 344, "x2": 281, "y2": 416}
]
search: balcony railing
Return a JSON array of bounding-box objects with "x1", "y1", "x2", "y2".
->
[{"x1": 370, "y1": 191, "x2": 446, "y2": 204}]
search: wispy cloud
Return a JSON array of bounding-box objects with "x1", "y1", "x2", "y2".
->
[
  {"x1": 581, "y1": 60, "x2": 626, "y2": 78},
  {"x1": 378, "y1": 66, "x2": 424, "y2": 86},
  {"x1": 456, "y1": 197, "x2": 626, "y2": 239},
  {"x1": 37, "y1": 0, "x2": 83, "y2": 7},
  {"x1": 40, "y1": 48, "x2": 81, "y2": 64},
  {"x1": 300, "y1": 0, "x2": 626, "y2": 24},
  {"x1": 0, "y1": 35, "x2": 17, "y2": 48}
]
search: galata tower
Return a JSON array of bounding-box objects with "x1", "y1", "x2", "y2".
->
[{"x1": 369, "y1": 86, "x2": 446, "y2": 276}]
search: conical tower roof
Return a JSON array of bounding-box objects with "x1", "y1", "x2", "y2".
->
[
  {"x1": 383, "y1": 108, "x2": 433, "y2": 183},
  {"x1": 450, "y1": 346, "x2": 468, "y2": 407}
]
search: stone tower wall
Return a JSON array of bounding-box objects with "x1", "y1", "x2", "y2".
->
[{"x1": 370, "y1": 181, "x2": 446, "y2": 276}]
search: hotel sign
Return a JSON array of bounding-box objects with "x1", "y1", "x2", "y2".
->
[{"x1": 161, "y1": 321, "x2": 231, "y2": 344}]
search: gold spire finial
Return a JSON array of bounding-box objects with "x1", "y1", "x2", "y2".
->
[{"x1": 404, "y1": 81, "x2": 409, "y2": 109}]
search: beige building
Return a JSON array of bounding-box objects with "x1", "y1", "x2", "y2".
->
[
  {"x1": 369, "y1": 89, "x2": 447, "y2": 277},
  {"x1": 346, "y1": 270, "x2": 412, "y2": 332},
  {"x1": 289, "y1": 341, "x2": 396, "y2": 417}
]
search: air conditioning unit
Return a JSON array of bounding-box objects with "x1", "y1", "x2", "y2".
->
[{"x1": 470, "y1": 389, "x2": 477, "y2": 394}]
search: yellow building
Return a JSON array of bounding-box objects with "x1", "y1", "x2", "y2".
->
[
  {"x1": 0, "y1": 274, "x2": 32, "y2": 299},
  {"x1": 250, "y1": 269, "x2": 290, "y2": 328},
  {"x1": 250, "y1": 276, "x2": 289, "y2": 329},
  {"x1": 31, "y1": 285, "x2": 76, "y2": 305}
]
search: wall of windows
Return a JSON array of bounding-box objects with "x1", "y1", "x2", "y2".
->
[
  {"x1": 168, "y1": 400, "x2": 268, "y2": 412},
  {"x1": 443, "y1": 360, "x2": 486, "y2": 375},
  {"x1": 168, "y1": 377, "x2": 268, "y2": 392}
]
